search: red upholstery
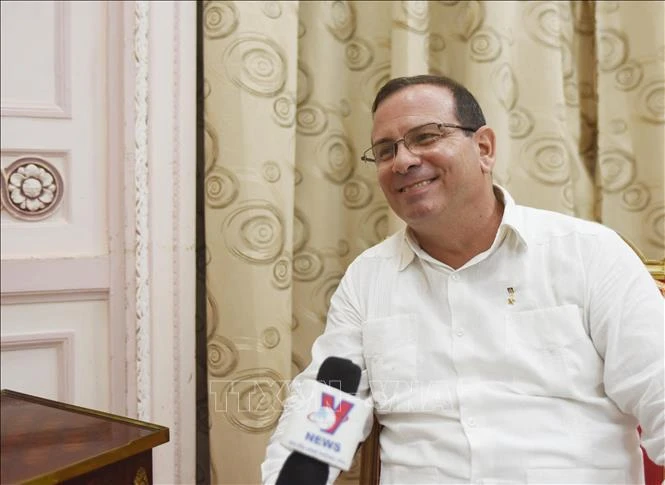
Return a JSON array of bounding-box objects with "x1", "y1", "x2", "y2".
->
[{"x1": 641, "y1": 426, "x2": 664, "y2": 485}]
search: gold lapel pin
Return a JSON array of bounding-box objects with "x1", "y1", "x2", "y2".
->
[{"x1": 507, "y1": 287, "x2": 516, "y2": 305}]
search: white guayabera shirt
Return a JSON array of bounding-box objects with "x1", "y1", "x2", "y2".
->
[{"x1": 262, "y1": 187, "x2": 664, "y2": 484}]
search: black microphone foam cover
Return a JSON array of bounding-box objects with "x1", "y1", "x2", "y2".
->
[
  {"x1": 275, "y1": 452, "x2": 329, "y2": 485},
  {"x1": 315, "y1": 356, "x2": 361, "y2": 396}
]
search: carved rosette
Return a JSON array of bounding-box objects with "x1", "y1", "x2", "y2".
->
[{"x1": 1, "y1": 158, "x2": 64, "y2": 221}]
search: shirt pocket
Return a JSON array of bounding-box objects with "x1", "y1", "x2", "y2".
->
[
  {"x1": 362, "y1": 314, "x2": 418, "y2": 403},
  {"x1": 504, "y1": 304, "x2": 591, "y2": 396}
]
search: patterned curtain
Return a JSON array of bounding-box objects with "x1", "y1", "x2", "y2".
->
[{"x1": 199, "y1": 1, "x2": 664, "y2": 483}]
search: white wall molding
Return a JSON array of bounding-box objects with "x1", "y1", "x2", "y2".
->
[
  {"x1": 1, "y1": 148, "x2": 70, "y2": 160},
  {"x1": 113, "y1": 1, "x2": 197, "y2": 483},
  {"x1": 0, "y1": 290, "x2": 108, "y2": 305},
  {"x1": 170, "y1": 2, "x2": 184, "y2": 479},
  {"x1": 133, "y1": 0, "x2": 152, "y2": 425},
  {"x1": 1, "y1": 331, "x2": 75, "y2": 402},
  {"x1": 146, "y1": 2, "x2": 196, "y2": 483}
]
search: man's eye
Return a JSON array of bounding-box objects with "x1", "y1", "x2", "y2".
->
[
  {"x1": 410, "y1": 132, "x2": 441, "y2": 145},
  {"x1": 374, "y1": 143, "x2": 394, "y2": 160}
]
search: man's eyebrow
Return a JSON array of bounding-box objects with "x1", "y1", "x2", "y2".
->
[
  {"x1": 370, "y1": 135, "x2": 394, "y2": 145},
  {"x1": 371, "y1": 122, "x2": 441, "y2": 145}
]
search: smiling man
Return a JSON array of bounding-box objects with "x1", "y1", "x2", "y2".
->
[
  {"x1": 262, "y1": 75, "x2": 664, "y2": 484},
  {"x1": 367, "y1": 79, "x2": 501, "y2": 270}
]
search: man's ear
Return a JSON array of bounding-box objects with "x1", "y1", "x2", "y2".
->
[{"x1": 475, "y1": 126, "x2": 496, "y2": 174}]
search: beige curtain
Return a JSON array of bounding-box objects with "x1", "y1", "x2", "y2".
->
[{"x1": 201, "y1": 1, "x2": 664, "y2": 483}]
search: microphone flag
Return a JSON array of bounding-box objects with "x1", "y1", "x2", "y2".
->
[{"x1": 279, "y1": 379, "x2": 371, "y2": 471}]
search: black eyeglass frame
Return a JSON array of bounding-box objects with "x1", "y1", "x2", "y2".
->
[{"x1": 360, "y1": 122, "x2": 479, "y2": 164}]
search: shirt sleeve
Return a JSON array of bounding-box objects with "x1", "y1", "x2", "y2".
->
[
  {"x1": 261, "y1": 259, "x2": 374, "y2": 484},
  {"x1": 586, "y1": 230, "x2": 665, "y2": 465}
]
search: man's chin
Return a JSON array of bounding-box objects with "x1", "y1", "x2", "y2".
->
[{"x1": 400, "y1": 205, "x2": 438, "y2": 227}]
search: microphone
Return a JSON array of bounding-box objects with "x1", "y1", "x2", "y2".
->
[
  {"x1": 275, "y1": 357, "x2": 363, "y2": 485},
  {"x1": 316, "y1": 356, "x2": 362, "y2": 395},
  {"x1": 275, "y1": 452, "x2": 328, "y2": 485}
]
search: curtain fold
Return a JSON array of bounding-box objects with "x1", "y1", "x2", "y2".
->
[
  {"x1": 200, "y1": 1, "x2": 664, "y2": 483},
  {"x1": 595, "y1": 0, "x2": 665, "y2": 251}
]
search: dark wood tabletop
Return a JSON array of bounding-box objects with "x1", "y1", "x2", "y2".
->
[{"x1": 1, "y1": 389, "x2": 169, "y2": 484}]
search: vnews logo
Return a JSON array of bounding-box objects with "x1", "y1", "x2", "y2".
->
[{"x1": 307, "y1": 392, "x2": 354, "y2": 434}]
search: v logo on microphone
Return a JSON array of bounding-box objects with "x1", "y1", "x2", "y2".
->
[{"x1": 319, "y1": 392, "x2": 354, "y2": 434}]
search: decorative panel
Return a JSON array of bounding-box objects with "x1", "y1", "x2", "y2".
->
[
  {"x1": 0, "y1": 300, "x2": 109, "y2": 411},
  {"x1": 0, "y1": 0, "x2": 106, "y2": 258},
  {"x1": 0, "y1": 1, "x2": 71, "y2": 118},
  {"x1": 0, "y1": 332, "x2": 74, "y2": 401}
]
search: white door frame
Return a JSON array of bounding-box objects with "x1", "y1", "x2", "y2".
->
[{"x1": 109, "y1": 1, "x2": 197, "y2": 482}]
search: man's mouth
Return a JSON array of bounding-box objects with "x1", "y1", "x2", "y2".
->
[{"x1": 399, "y1": 178, "x2": 436, "y2": 193}]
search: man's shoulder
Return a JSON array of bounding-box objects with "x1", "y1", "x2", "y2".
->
[
  {"x1": 339, "y1": 231, "x2": 404, "y2": 286},
  {"x1": 356, "y1": 229, "x2": 404, "y2": 260},
  {"x1": 515, "y1": 204, "x2": 616, "y2": 244}
]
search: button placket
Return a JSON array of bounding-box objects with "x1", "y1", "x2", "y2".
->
[{"x1": 450, "y1": 272, "x2": 464, "y2": 337}]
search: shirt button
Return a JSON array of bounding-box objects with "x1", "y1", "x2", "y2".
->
[
  {"x1": 468, "y1": 418, "x2": 476, "y2": 427},
  {"x1": 451, "y1": 274, "x2": 460, "y2": 281},
  {"x1": 456, "y1": 328, "x2": 464, "y2": 337}
]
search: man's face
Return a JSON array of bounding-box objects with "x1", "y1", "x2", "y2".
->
[{"x1": 370, "y1": 84, "x2": 494, "y2": 229}]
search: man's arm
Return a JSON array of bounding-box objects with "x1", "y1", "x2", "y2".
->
[
  {"x1": 586, "y1": 230, "x2": 665, "y2": 465},
  {"x1": 261, "y1": 261, "x2": 374, "y2": 484}
]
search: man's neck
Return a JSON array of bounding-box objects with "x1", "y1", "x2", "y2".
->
[{"x1": 410, "y1": 189, "x2": 504, "y2": 270}]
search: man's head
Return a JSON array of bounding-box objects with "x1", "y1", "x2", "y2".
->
[{"x1": 367, "y1": 75, "x2": 496, "y2": 231}]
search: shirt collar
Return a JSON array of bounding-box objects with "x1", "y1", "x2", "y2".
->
[
  {"x1": 494, "y1": 184, "x2": 528, "y2": 249},
  {"x1": 397, "y1": 184, "x2": 528, "y2": 271}
]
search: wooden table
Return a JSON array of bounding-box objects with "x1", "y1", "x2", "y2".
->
[{"x1": 1, "y1": 389, "x2": 169, "y2": 484}]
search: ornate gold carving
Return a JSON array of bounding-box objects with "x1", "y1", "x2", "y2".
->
[
  {"x1": 134, "y1": 466, "x2": 149, "y2": 485},
  {"x1": 1, "y1": 158, "x2": 64, "y2": 221}
]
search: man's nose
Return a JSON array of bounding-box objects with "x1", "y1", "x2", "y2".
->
[{"x1": 391, "y1": 141, "x2": 421, "y2": 174}]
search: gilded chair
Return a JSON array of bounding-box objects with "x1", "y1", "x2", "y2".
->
[{"x1": 358, "y1": 243, "x2": 665, "y2": 485}]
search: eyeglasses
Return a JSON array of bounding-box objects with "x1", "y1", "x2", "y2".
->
[{"x1": 361, "y1": 122, "x2": 478, "y2": 164}]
